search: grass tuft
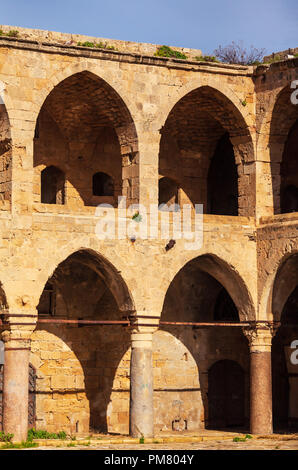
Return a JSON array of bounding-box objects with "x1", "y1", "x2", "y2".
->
[{"x1": 27, "y1": 428, "x2": 67, "y2": 441}]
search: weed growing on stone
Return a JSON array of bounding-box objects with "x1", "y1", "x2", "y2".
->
[
  {"x1": 155, "y1": 46, "x2": 187, "y2": 60},
  {"x1": 0, "y1": 29, "x2": 19, "y2": 38},
  {"x1": 2, "y1": 441, "x2": 38, "y2": 449},
  {"x1": 7, "y1": 30, "x2": 19, "y2": 37},
  {"x1": 27, "y1": 428, "x2": 67, "y2": 441},
  {"x1": 82, "y1": 441, "x2": 90, "y2": 446},
  {"x1": 195, "y1": 55, "x2": 219, "y2": 63},
  {"x1": 233, "y1": 434, "x2": 253, "y2": 442},
  {"x1": 67, "y1": 442, "x2": 76, "y2": 447},
  {"x1": 77, "y1": 41, "x2": 116, "y2": 51},
  {"x1": 0, "y1": 431, "x2": 13, "y2": 442}
]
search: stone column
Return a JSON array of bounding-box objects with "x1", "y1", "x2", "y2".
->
[
  {"x1": 1, "y1": 329, "x2": 32, "y2": 442},
  {"x1": 244, "y1": 325, "x2": 274, "y2": 435},
  {"x1": 130, "y1": 329, "x2": 154, "y2": 438}
]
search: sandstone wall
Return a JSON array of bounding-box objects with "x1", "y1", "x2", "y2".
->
[{"x1": 0, "y1": 26, "x2": 296, "y2": 434}]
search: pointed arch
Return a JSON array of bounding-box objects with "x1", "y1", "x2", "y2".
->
[
  {"x1": 159, "y1": 85, "x2": 255, "y2": 216},
  {"x1": 37, "y1": 248, "x2": 135, "y2": 314},
  {"x1": 162, "y1": 253, "x2": 255, "y2": 321},
  {"x1": 269, "y1": 86, "x2": 298, "y2": 214},
  {"x1": 34, "y1": 70, "x2": 139, "y2": 207}
]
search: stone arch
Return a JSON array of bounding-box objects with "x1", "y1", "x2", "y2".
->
[
  {"x1": 36, "y1": 248, "x2": 135, "y2": 314},
  {"x1": 33, "y1": 69, "x2": 139, "y2": 207},
  {"x1": 162, "y1": 253, "x2": 255, "y2": 321},
  {"x1": 33, "y1": 62, "x2": 139, "y2": 131},
  {"x1": 0, "y1": 279, "x2": 9, "y2": 432},
  {"x1": 159, "y1": 85, "x2": 255, "y2": 216},
  {"x1": 258, "y1": 248, "x2": 298, "y2": 323},
  {"x1": 160, "y1": 77, "x2": 253, "y2": 130},
  {"x1": 271, "y1": 251, "x2": 298, "y2": 322},
  {"x1": 270, "y1": 251, "x2": 298, "y2": 431},
  {"x1": 269, "y1": 85, "x2": 298, "y2": 214},
  {"x1": 33, "y1": 247, "x2": 135, "y2": 434},
  {"x1": 154, "y1": 253, "x2": 252, "y2": 432}
]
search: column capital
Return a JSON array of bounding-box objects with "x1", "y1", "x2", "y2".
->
[
  {"x1": 1, "y1": 330, "x2": 32, "y2": 349},
  {"x1": 243, "y1": 322, "x2": 277, "y2": 352},
  {"x1": 131, "y1": 331, "x2": 154, "y2": 349},
  {"x1": 1, "y1": 309, "x2": 37, "y2": 346},
  {"x1": 129, "y1": 312, "x2": 159, "y2": 337}
]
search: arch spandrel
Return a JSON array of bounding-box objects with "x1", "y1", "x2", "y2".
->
[
  {"x1": 33, "y1": 247, "x2": 136, "y2": 315},
  {"x1": 160, "y1": 253, "x2": 256, "y2": 322}
]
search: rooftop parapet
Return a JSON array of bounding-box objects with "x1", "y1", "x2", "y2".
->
[{"x1": 0, "y1": 24, "x2": 203, "y2": 60}]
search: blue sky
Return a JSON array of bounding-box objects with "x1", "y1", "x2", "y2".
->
[{"x1": 1, "y1": 0, "x2": 297, "y2": 55}]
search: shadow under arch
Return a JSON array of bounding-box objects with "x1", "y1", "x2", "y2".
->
[
  {"x1": 163, "y1": 254, "x2": 255, "y2": 321},
  {"x1": 33, "y1": 248, "x2": 135, "y2": 434},
  {"x1": 33, "y1": 70, "x2": 139, "y2": 207},
  {"x1": 0, "y1": 99, "x2": 12, "y2": 203},
  {"x1": 0, "y1": 284, "x2": 9, "y2": 431},
  {"x1": 154, "y1": 254, "x2": 252, "y2": 432},
  {"x1": 0, "y1": 282, "x2": 8, "y2": 313},
  {"x1": 159, "y1": 85, "x2": 254, "y2": 215},
  {"x1": 271, "y1": 252, "x2": 298, "y2": 431},
  {"x1": 269, "y1": 86, "x2": 298, "y2": 214},
  {"x1": 272, "y1": 252, "x2": 298, "y2": 321},
  {"x1": 208, "y1": 359, "x2": 245, "y2": 429}
]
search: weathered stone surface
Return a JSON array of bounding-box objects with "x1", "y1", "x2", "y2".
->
[{"x1": 0, "y1": 25, "x2": 296, "y2": 438}]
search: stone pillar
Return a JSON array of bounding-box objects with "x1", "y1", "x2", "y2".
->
[
  {"x1": 1, "y1": 330, "x2": 32, "y2": 442},
  {"x1": 130, "y1": 329, "x2": 154, "y2": 438},
  {"x1": 244, "y1": 325, "x2": 274, "y2": 435}
]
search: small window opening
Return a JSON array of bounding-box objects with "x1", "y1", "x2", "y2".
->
[
  {"x1": 159, "y1": 177, "x2": 179, "y2": 211},
  {"x1": 37, "y1": 282, "x2": 55, "y2": 316},
  {"x1": 281, "y1": 185, "x2": 298, "y2": 213},
  {"x1": 92, "y1": 172, "x2": 114, "y2": 196},
  {"x1": 41, "y1": 166, "x2": 65, "y2": 204}
]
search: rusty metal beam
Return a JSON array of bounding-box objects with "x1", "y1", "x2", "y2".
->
[
  {"x1": 1, "y1": 317, "x2": 295, "y2": 328},
  {"x1": 160, "y1": 321, "x2": 251, "y2": 327},
  {"x1": 38, "y1": 319, "x2": 130, "y2": 325}
]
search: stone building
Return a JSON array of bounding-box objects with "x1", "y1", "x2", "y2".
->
[{"x1": 0, "y1": 25, "x2": 297, "y2": 442}]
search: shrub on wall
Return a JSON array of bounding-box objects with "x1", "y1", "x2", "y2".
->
[
  {"x1": 77, "y1": 41, "x2": 116, "y2": 51},
  {"x1": 195, "y1": 55, "x2": 219, "y2": 63},
  {"x1": 155, "y1": 45, "x2": 187, "y2": 60}
]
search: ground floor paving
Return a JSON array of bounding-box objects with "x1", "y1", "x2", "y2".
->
[{"x1": 7, "y1": 431, "x2": 297, "y2": 450}]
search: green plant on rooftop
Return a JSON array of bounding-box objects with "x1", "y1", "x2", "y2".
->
[
  {"x1": 7, "y1": 30, "x2": 19, "y2": 38},
  {"x1": 77, "y1": 41, "x2": 96, "y2": 48},
  {"x1": 195, "y1": 55, "x2": 219, "y2": 63},
  {"x1": 77, "y1": 41, "x2": 117, "y2": 51},
  {"x1": 263, "y1": 54, "x2": 282, "y2": 64},
  {"x1": 155, "y1": 45, "x2": 187, "y2": 60},
  {"x1": 0, "y1": 29, "x2": 19, "y2": 38}
]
